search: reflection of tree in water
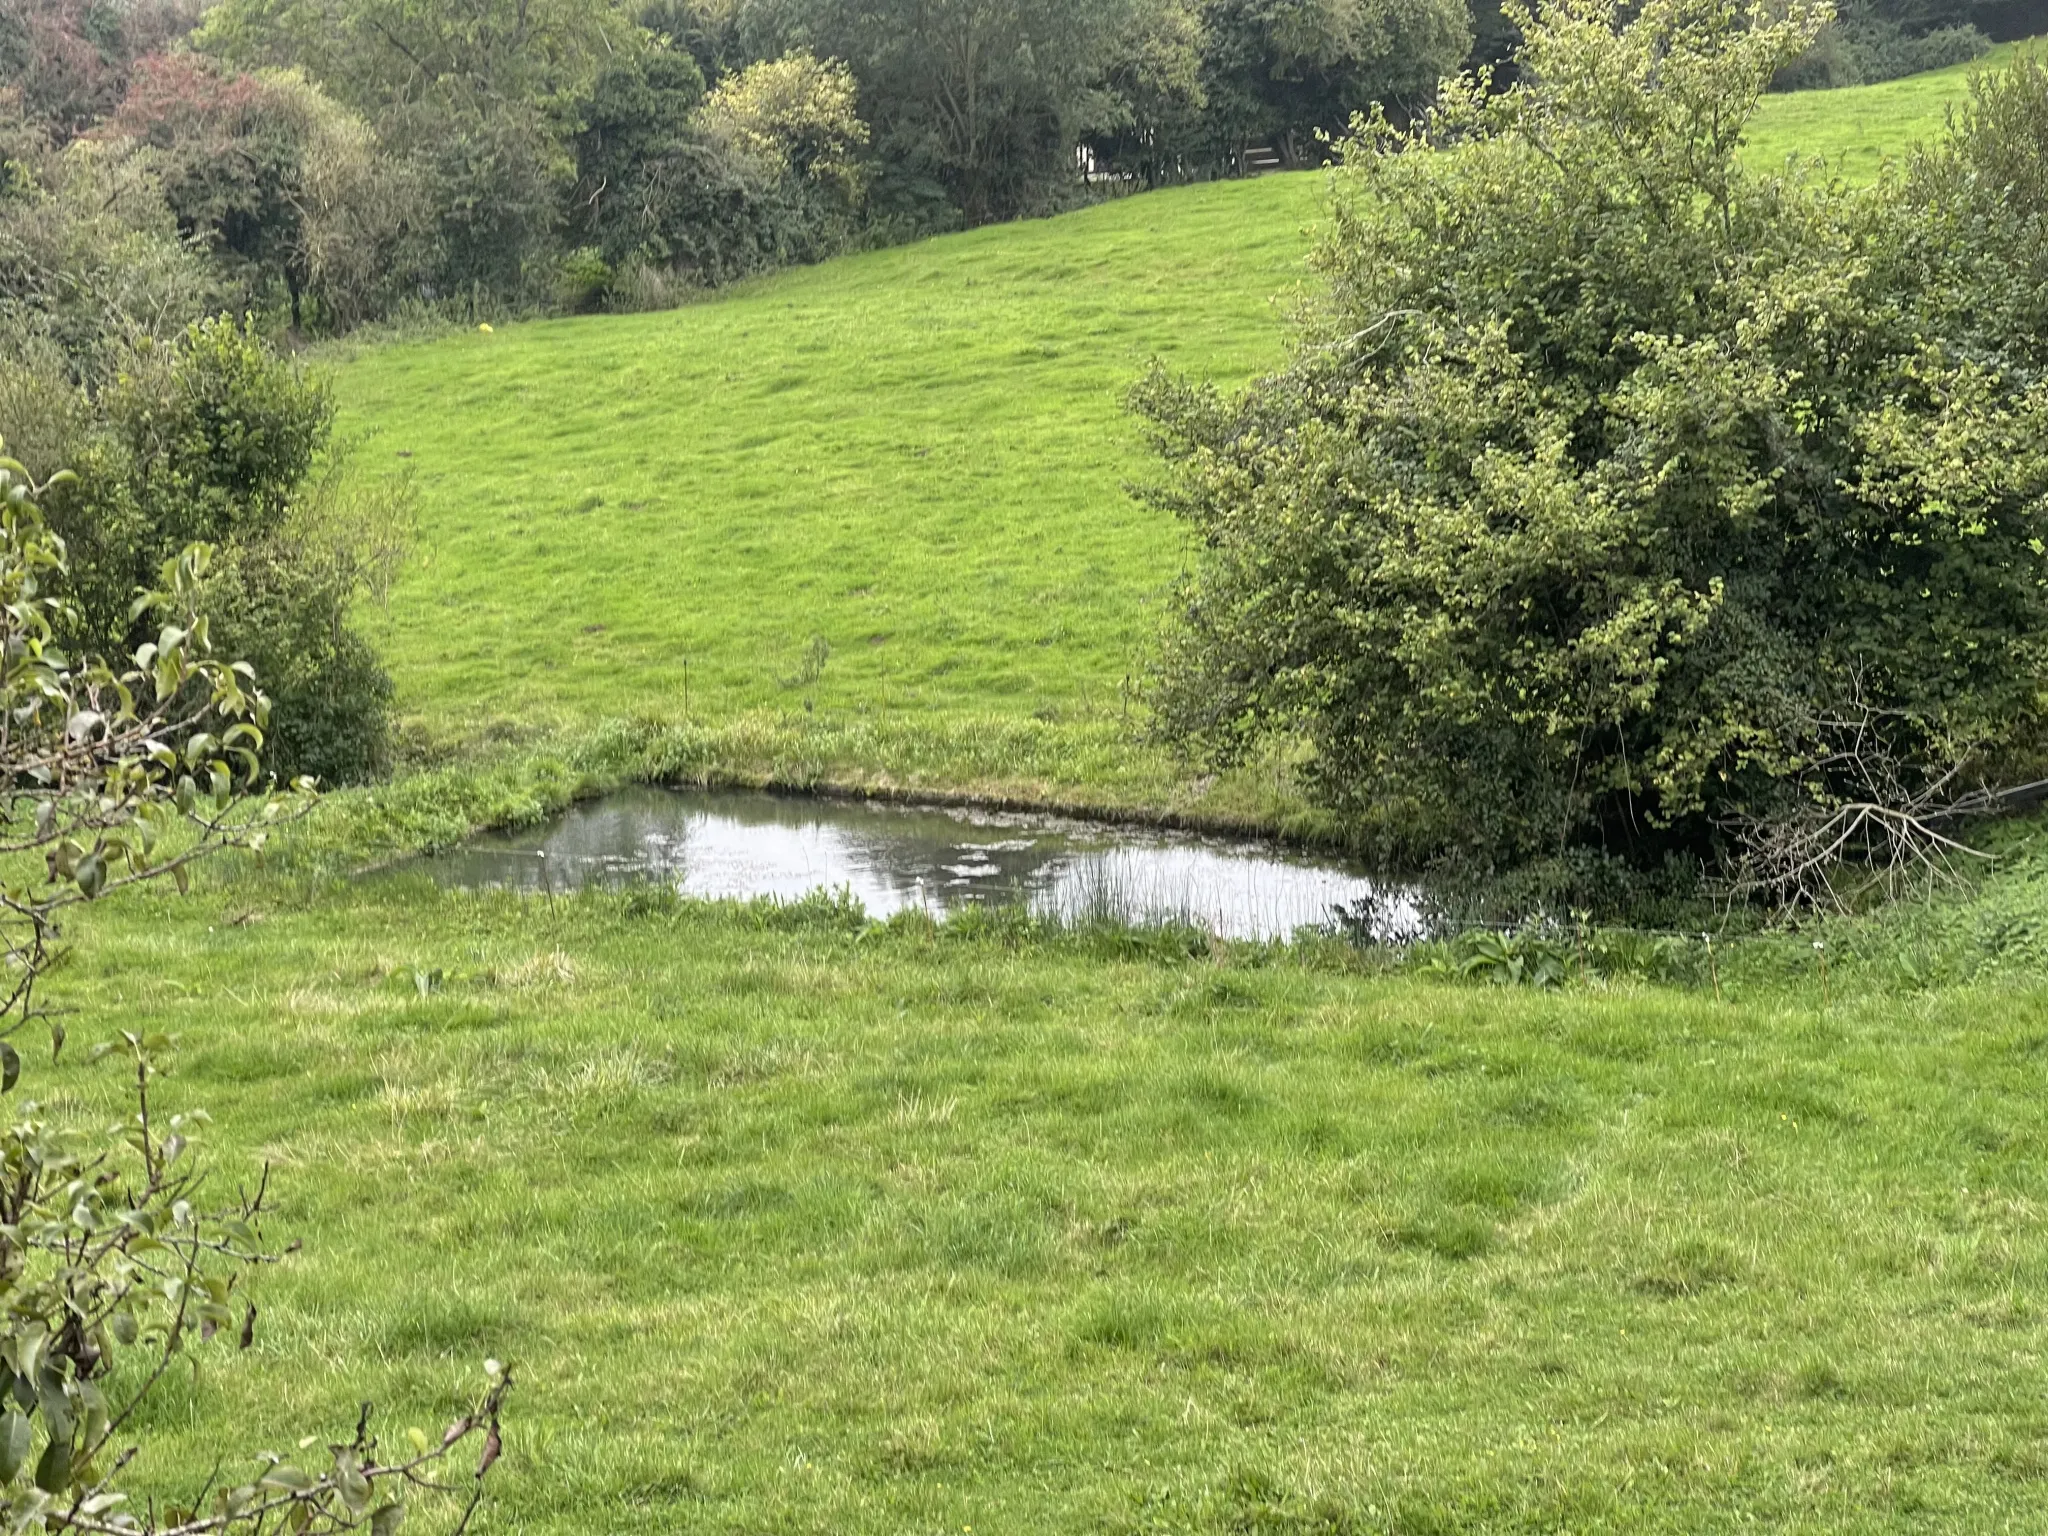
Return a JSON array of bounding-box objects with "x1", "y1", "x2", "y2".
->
[
  {"x1": 444, "y1": 788, "x2": 1098, "y2": 907},
  {"x1": 423, "y1": 786, "x2": 1404, "y2": 939},
  {"x1": 678, "y1": 790, "x2": 1098, "y2": 910}
]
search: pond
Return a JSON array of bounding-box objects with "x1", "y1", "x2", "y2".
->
[{"x1": 409, "y1": 786, "x2": 1414, "y2": 942}]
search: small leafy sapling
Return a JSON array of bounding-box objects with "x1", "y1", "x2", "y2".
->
[{"x1": 0, "y1": 440, "x2": 510, "y2": 1532}]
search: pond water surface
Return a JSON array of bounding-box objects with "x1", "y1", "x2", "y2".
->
[{"x1": 413, "y1": 787, "x2": 1411, "y2": 941}]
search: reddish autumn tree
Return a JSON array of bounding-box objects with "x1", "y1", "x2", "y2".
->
[
  {"x1": 109, "y1": 53, "x2": 310, "y2": 322},
  {"x1": 0, "y1": 0, "x2": 199, "y2": 140}
]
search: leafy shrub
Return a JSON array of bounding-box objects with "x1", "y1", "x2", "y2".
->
[
  {"x1": 569, "y1": 47, "x2": 872, "y2": 291},
  {"x1": 1451, "y1": 929, "x2": 1573, "y2": 988},
  {"x1": 0, "y1": 133, "x2": 225, "y2": 374},
  {"x1": 209, "y1": 537, "x2": 398, "y2": 782},
  {"x1": 29, "y1": 315, "x2": 402, "y2": 783},
  {"x1": 1774, "y1": 14, "x2": 1990, "y2": 90},
  {"x1": 555, "y1": 244, "x2": 616, "y2": 311},
  {"x1": 1135, "y1": 0, "x2": 2048, "y2": 879},
  {"x1": 694, "y1": 49, "x2": 870, "y2": 214},
  {"x1": 380, "y1": 94, "x2": 567, "y2": 308},
  {"x1": 1907, "y1": 47, "x2": 2048, "y2": 372}
]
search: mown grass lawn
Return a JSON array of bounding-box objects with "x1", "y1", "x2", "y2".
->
[{"x1": 55, "y1": 870, "x2": 2048, "y2": 1533}]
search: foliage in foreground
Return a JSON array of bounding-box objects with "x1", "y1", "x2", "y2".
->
[
  {"x1": 1137, "y1": 0, "x2": 2048, "y2": 889},
  {"x1": 0, "y1": 445, "x2": 502, "y2": 1528}
]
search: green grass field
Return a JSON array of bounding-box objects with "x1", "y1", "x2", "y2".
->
[
  {"x1": 1745, "y1": 39, "x2": 2039, "y2": 179},
  {"x1": 55, "y1": 870, "x2": 2048, "y2": 1532},
  {"x1": 341, "y1": 176, "x2": 1323, "y2": 819}
]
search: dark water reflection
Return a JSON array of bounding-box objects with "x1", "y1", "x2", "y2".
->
[{"x1": 411, "y1": 787, "x2": 1413, "y2": 941}]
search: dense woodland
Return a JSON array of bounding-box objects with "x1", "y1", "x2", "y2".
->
[{"x1": 4, "y1": 0, "x2": 2027, "y2": 349}]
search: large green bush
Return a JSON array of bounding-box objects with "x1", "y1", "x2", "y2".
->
[
  {"x1": 26, "y1": 316, "x2": 401, "y2": 783},
  {"x1": 1136, "y1": 0, "x2": 2048, "y2": 878}
]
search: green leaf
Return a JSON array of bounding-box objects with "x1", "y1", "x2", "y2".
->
[
  {"x1": 258, "y1": 1463, "x2": 318, "y2": 1492},
  {"x1": 0, "y1": 1041, "x2": 18, "y2": 1094},
  {"x1": 0, "y1": 1411, "x2": 30, "y2": 1483},
  {"x1": 371, "y1": 1501, "x2": 407, "y2": 1536},
  {"x1": 336, "y1": 1455, "x2": 372, "y2": 1515},
  {"x1": 33, "y1": 1434, "x2": 69, "y2": 1495},
  {"x1": 38, "y1": 1367, "x2": 73, "y2": 1443}
]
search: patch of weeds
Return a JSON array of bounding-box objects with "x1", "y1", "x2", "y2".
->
[
  {"x1": 1634, "y1": 1238, "x2": 1743, "y2": 1297},
  {"x1": 616, "y1": 881, "x2": 686, "y2": 918},
  {"x1": 741, "y1": 885, "x2": 870, "y2": 933},
  {"x1": 779, "y1": 634, "x2": 831, "y2": 690},
  {"x1": 1391, "y1": 1209, "x2": 1495, "y2": 1261},
  {"x1": 1443, "y1": 929, "x2": 1573, "y2": 988},
  {"x1": 1792, "y1": 1354, "x2": 1852, "y2": 1400}
]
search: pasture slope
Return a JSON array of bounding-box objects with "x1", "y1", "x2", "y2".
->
[
  {"x1": 46, "y1": 48, "x2": 2048, "y2": 1535},
  {"x1": 341, "y1": 175, "x2": 1323, "y2": 822},
  {"x1": 336, "y1": 43, "x2": 2031, "y2": 820}
]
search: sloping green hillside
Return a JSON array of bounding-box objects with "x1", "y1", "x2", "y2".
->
[
  {"x1": 338, "y1": 50, "x2": 2014, "y2": 806},
  {"x1": 1745, "y1": 39, "x2": 2036, "y2": 178},
  {"x1": 344, "y1": 176, "x2": 1317, "y2": 725}
]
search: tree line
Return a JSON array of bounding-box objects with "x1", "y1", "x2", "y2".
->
[
  {"x1": 4, "y1": 0, "x2": 2018, "y2": 346},
  {"x1": 0, "y1": 0, "x2": 1499, "y2": 343}
]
